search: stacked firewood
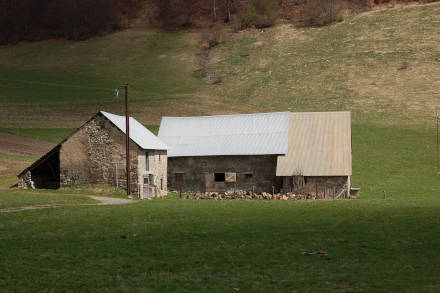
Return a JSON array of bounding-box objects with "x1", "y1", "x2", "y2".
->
[{"x1": 185, "y1": 190, "x2": 326, "y2": 200}]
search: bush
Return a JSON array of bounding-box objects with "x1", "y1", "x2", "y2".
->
[
  {"x1": 240, "y1": 0, "x2": 279, "y2": 29},
  {"x1": 199, "y1": 26, "x2": 226, "y2": 50},
  {"x1": 300, "y1": 0, "x2": 347, "y2": 27}
]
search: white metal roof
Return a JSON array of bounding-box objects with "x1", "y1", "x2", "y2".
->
[
  {"x1": 101, "y1": 111, "x2": 168, "y2": 150},
  {"x1": 158, "y1": 112, "x2": 291, "y2": 157},
  {"x1": 276, "y1": 112, "x2": 352, "y2": 176}
]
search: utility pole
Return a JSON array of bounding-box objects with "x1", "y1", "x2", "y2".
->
[{"x1": 125, "y1": 84, "x2": 130, "y2": 195}]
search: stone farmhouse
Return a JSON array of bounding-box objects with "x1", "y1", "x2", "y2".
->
[
  {"x1": 158, "y1": 111, "x2": 352, "y2": 199},
  {"x1": 18, "y1": 111, "x2": 168, "y2": 199}
]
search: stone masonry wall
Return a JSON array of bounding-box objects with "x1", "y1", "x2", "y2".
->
[
  {"x1": 18, "y1": 171, "x2": 34, "y2": 189},
  {"x1": 137, "y1": 149, "x2": 167, "y2": 198},
  {"x1": 59, "y1": 114, "x2": 141, "y2": 194},
  {"x1": 167, "y1": 155, "x2": 281, "y2": 193}
]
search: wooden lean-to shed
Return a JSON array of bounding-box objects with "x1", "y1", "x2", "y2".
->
[{"x1": 276, "y1": 112, "x2": 352, "y2": 198}]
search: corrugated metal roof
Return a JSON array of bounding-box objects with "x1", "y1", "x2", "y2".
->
[
  {"x1": 276, "y1": 112, "x2": 352, "y2": 176},
  {"x1": 101, "y1": 111, "x2": 168, "y2": 150},
  {"x1": 158, "y1": 112, "x2": 291, "y2": 157}
]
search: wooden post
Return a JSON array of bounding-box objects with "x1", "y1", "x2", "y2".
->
[
  {"x1": 125, "y1": 84, "x2": 130, "y2": 196},
  {"x1": 115, "y1": 162, "x2": 118, "y2": 187},
  {"x1": 383, "y1": 190, "x2": 387, "y2": 199},
  {"x1": 179, "y1": 181, "x2": 182, "y2": 199}
]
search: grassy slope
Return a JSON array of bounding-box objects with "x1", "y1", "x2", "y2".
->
[
  {"x1": 1, "y1": 4, "x2": 440, "y2": 292},
  {"x1": 0, "y1": 4, "x2": 436, "y2": 130},
  {"x1": 0, "y1": 153, "x2": 34, "y2": 187},
  {"x1": 211, "y1": 4, "x2": 440, "y2": 129},
  {"x1": 0, "y1": 30, "x2": 254, "y2": 128}
]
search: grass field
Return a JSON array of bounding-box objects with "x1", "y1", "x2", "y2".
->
[
  {"x1": 1, "y1": 194, "x2": 440, "y2": 291},
  {"x1": 0, "y1": 191, "x2": 97, "y2": 209},
  {"x1": 0, "y1": 153, "x2": 34, "y2": 188},
  {"x1": 1, "y1": 3, "x2": 440, "y2": 292}
]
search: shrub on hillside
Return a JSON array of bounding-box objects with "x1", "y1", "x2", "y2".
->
[
  {"x1": 151, "y1": 0, "x2": 240, "y2": 28},
  {"x1": 300, "y1": 0, "x2": 347, "y2": 27},
  {"x1": 199, "y1": 26, "x2": 226, "y2": 50},
  {"x1": 239, "y1": 0, "x2": 280, "y2": 28}
]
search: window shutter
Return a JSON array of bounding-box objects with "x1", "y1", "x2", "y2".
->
[{"x1": 225, "y1": 172, "x2": 236, "y2": 182}]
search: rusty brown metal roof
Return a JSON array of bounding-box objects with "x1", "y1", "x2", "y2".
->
[{"x1": 276, "y1": 112, "x2": 352, "y2": 176}]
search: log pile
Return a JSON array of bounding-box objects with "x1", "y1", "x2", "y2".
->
[{"x1": 185, "y1": 190, "x2": 326, "y2": 200}]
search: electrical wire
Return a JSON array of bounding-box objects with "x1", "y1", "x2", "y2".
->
[
  {"x1": 0, "y1": 77, "x2": 187, "y2": 100},
  {"x1": 0, "y1": 77, "x2": 116, "y2": 91}
]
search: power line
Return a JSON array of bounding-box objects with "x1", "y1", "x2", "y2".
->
[
  {"x1": 0, "y1": 77, "x2": 173, "y2": 97},
  {"x1": 0, "y1": 77, "x2": 116, "y2": 91}
]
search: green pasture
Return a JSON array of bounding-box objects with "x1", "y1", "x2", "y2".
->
[
  {"x1": 0, "y1": 191, "x2": 97, "y2": 209},
  {"x1": 1, "y1": 193, "x2": 440, "y2": 292}
]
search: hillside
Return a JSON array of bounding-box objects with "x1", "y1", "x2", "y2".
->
[{"x1": 0, "y1": 3, "x2": 438, "y2": 129}]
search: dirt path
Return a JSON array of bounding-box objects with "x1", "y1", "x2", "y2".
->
[
  {"x1": 0, "y1": 132, "x2": 55, "y2": 157},
  {"x1": 89, "y1": 196, "x2": 135, "y2": 205},
  {"x1": 0, "y1": 196, "x2": 135, "y2": 213}
]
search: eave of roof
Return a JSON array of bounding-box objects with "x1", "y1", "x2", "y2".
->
[{"x1": 101, "y1": 111, "x2": 168, "y2": 151}]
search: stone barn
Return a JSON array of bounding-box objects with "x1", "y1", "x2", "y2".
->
[
  {"x1": 18, "y1": 111, "x2": 168, "y2": 199},
  {"x1": 158, "y1": 111, "x2": 352, "y2": 199}
]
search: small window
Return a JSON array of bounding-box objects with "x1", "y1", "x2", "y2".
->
[
  {"x1": 214, "y1": 173, "x2": 225, "y2": 182},
  {"x1": 225, "y1": 172, "x2": 236, "y2": 182},
  {"x1": 145, "y1": 152, "x2": 149, "y2": 171},
  {"x1": 158, "y1": 154, "x2": 161, "y2": 162},
  {"x1": 160, "y1": 178, "x2": 163, "y2": 190},
  {"x1": 245, "y1": 173, "x2": 253, "y2": 180},
  {"x1": 143, "y1": 176, "x2": 149, "y2": 185}
]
